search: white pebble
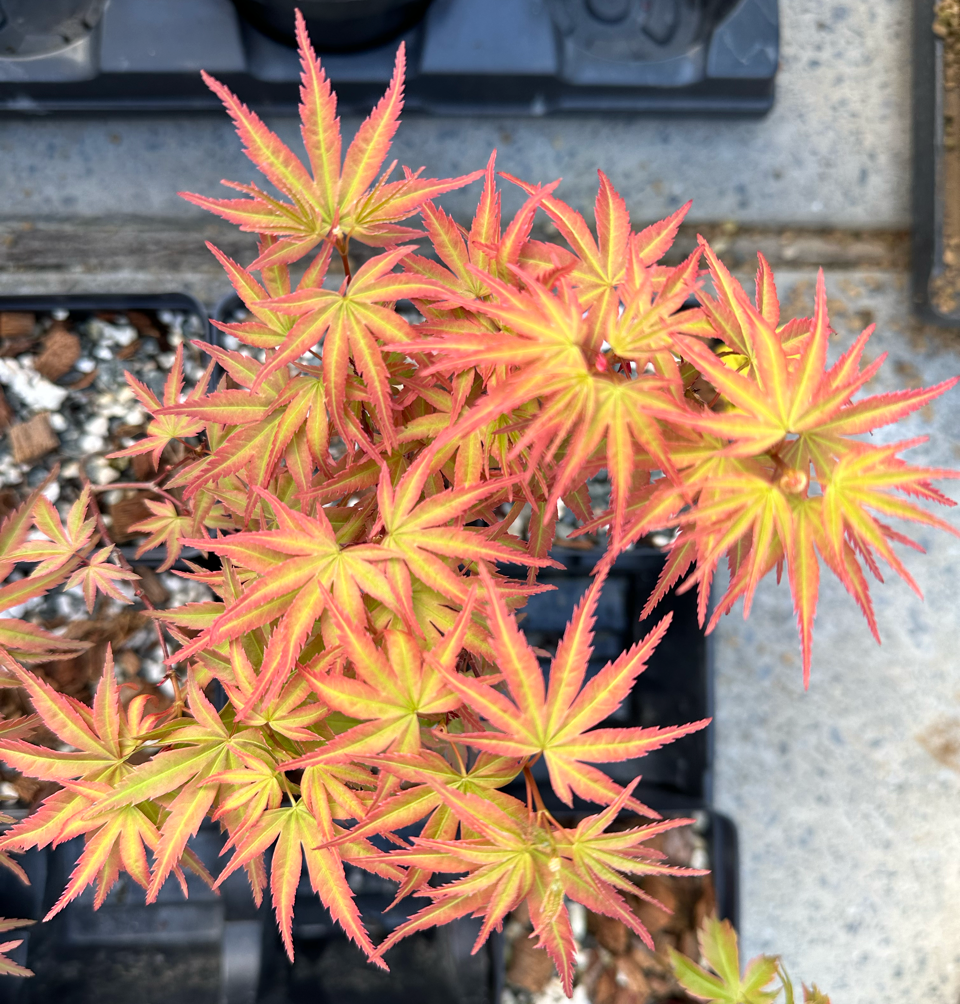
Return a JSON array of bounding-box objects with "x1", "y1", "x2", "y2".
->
[
  {"x1": 113, "y1": 325, "x2": 138, "y2": 347},
  {"x1": 87, "y1": 416, "x2": 109, "y2": 437},
  {"x1": 40, "y1": 481, "x2": 60, "y2": 504},
  {"x1": 55, "y1": 592, "x2": 85, "y2": 618},
  {"x1": 88, "y1": 459, "x2": 120, "y2": 485},
  {"x1": 78, "y1": 434, "x2": 105, "y2": 453},
  {"x1": 0, "y1": 358, "x2": 69, "y2": 412},
  {"x1": 117, "y1": 387, "x2": 135, "y2": 403},
  {"x1": 87, "y1": 319, "x2": 137, "y2": 347},
  {"x1": 103, "y1": 489, "x2": 124, "y2": 506},
  {"x1": 75, "y1": 357, "x2": 96, "y2": 373},
  {"x1": 52, "y1": 309, "x2": 69, "y2": 321},
  {"x1": 141, "y1": 658, "x2": 165, "y2": 683},
  {"x1": 157, "y1": 352, "x2": 176, "y2": 370},
  {"x1": 690, "y1": 847, "x2": 709, "y2": 870},
  {"x1": 93, "y1": 345, "x2": 113, "y2": 361},
  {"x1": 124, "y1": 406, "x2": 146, "y2": 425},
  {"x1": 48, "y1": 413, "x2": 67, "y2": 432},
  {"x1": 60, "y1": 462, "x2": 80, "y2": 479},
  {"x1": 0, "y1": 458, "x2": 23, "y2": 486}
]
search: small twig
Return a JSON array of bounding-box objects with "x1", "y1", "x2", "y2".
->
[
  {"x1": 337, "y1": 237, "x2": 352, "y2": 284},
  {"x1": 279, "y1": 769, "x2": 298, "y2": 805},
  {"x1": 173, "y1": 436, "x2": 206, "y2": 455},
  {"x1": 522, "y1": 763, "x2": 548, "y2": 815},
  {"x1": 80, "y1": 466, "x2": 182, "y2": 709},
  {"x1": 447, "y1": 737, "x2": 467, "y2": 775}
]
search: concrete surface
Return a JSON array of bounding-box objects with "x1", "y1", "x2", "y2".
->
[
  {"x1": 2, "y1": 1, "x2": 960, "y2": 1002},
  {"x1": 713, "y1": 267, "x2": 960, "y2": 1003},
  {"x1": 0, "y1": 0, "x2": 912, "y2": 230}
]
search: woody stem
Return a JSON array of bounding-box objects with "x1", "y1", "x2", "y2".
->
[
  {"x1": 337, "y1": 237, "x2": 352, "y2": 283},
  {"x1": 523, "y1": 763, "x2": 548, "y2": 815}
]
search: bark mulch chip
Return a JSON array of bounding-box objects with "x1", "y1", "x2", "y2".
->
[{"x1": 9, "y1": 413, "x2": 58, "y2": 464}]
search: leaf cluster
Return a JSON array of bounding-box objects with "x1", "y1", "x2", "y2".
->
[{"x1": 0, "y1": 9, "x2": 954, "y2": 992}]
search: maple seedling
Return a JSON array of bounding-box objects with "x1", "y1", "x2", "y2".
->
[
  {"x1": 0, "y1": 7, "x2": 955, "y2": 995},
  {"x1": 670, "y1": 916, "x2": 832, "y2": 1004}
]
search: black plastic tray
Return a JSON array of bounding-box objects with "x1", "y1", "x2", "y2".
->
[{"x1": 0, "y1": 0, "x2": 778, "y2": 117}]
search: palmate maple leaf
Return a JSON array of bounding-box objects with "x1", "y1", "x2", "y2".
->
[
  {"x1": 83, "y1": 675, "x2": 270, "y2": 902},
  {"x1": 286, "y1": 589, "x2": 474, "y2": 768},
  {"x1": 5, "y1": 486, "x2": 139, "y2": 614},
  {"x1": 212, "y1": 763, "x2": 403, "y2": 964},
  {"x1": 376, "y1": 459, "x2": 551, "y2": 608},
  {"x1": 129, "y1": 499, "x2": 193, "y2": 571},
  {"x1": 0, "y1": 489, "x2": 89, "y2": 669},
  {"x1": 370, "y1": 781, "x2": 700, "y2": 995},
  {"x1": 217, "y1": 642, "x2": 329, "y2": 743},
  {"x1": 181, "y1": 13, "x2": 481, "y2": 269},
  {"x1": 670, "y1": 917, "x2": 782, "y2": 1004},
  {"x1": 342, "y1": 750, "x2": 522, "y2": 901},
  {"x1": 65, "y1": 547, "x2": 140, "y2": 613},
  {"x1": 109, "y1": 345, "x2": 212, "y2": 468},
  {"x1": 162, "y1": 350, "x2": 328, "y2": 499},
  {"x1": 0, "y1": 650, "x2": 205, "y2": 915},
  {"x1": 506, "y1": 170, "x2": 692, "y2": 329},
  {"x1": 258, "y1": 244, "x2": 450, "y2": 448},
  {"x1": 403, "y1": 160, "x2": 564, "y2": 301},
  {"x1": 178, "y1": 488, "x2": 401, "y2": 712},
  {"x1": 206, "y1": 238, "x2": 333, "y2": 351},
  {"x1": 4, "y1": 487, "x2": 96, "y2": 575},
  {"x1": 676, "y1": 254, "x2": 958, "y2": 460},
  {"x1": 440, "y1": 567, "x2": 707, "y2": 812}
]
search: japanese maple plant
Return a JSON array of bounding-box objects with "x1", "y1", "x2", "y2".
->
[{"x1": 0, "y1": 10, "x2": 955, "y2": 993}]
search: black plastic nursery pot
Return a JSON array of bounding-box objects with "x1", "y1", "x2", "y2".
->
[
  {"x1": 0, "y1": 809, "x2": 737, "y2": 1004},
  {"x1": 231, "y1": 0, "x2": 435, "y2": 51},
  {"x1": 0, "y1": 293, "x2": 212, "y2": 565},
  {"x1": 0, "y1": 293, "x2": 738, "y2": 1002}
]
